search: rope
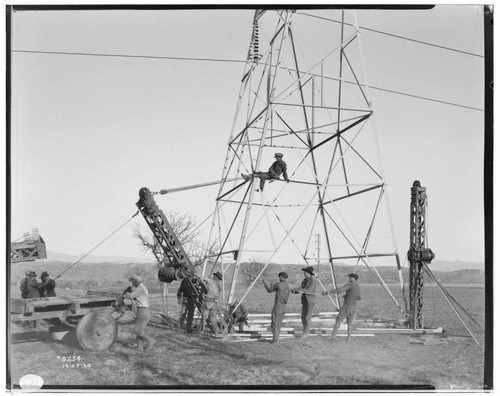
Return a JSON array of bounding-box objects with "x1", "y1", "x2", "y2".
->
[
  {"x1": 438, "y1": 282, "x2": 485, "y2": 332},
  {"x1": 423, "y1": 263, "x2": 481, "y2": 346},
  {"x1": 55, "y1": 211, "x2": 139, "y2": 280},
  {"x1": 428, "y1": 273, "x2": 437, "y2": 328}
]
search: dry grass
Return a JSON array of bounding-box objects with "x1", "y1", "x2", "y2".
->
[{"x1": 9, "y1": 284, "x2": 486, "y2": 390}]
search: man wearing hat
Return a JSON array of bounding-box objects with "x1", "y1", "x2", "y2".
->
[
  {"x1": 263, "y1": 271, "x2": 290, "y2": 344},
  {"x1": 27, "y1": 271, "x2": 41, "y2": 299},
  {"x1": 20, "y1": 270, "x2": 31, "y2": 299},
  {"x1": 242, "y1": 152, "x2": 290, "y2": 192},
  {"x1": 322, "y1": 273, "x2": 361, "y2": 342},
  {"x1": 227, "y1": 300, "x2": 249, "y2": 333},
  {"x1": 38, "y1": 271, "x2": 56, "y2": 297},
  {"x1": 291, "y1": 266, "x2": 319, "y2": 338},
  {"x1": 125, "y1": 274, "x2": 156, "y2": 351},
  {"x1": 201, "y1": 271, "x2": 226, "y2": 337}
]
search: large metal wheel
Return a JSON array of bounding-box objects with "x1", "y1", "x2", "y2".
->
[{"x1": 76, "y1": 311, "x2": 117, "y2": 351}]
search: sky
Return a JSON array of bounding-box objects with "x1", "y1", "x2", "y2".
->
[{"x1": 9, "y1": 5, "x2": 487, "y2": 266}]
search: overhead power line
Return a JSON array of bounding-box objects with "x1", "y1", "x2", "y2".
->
[
  {"x1": 12, "y1": 49, "x2": 483, "y2": 112},
  {"x1": 298, "y1": 12, "x2": 484, "y2": 59},
  {"x1": 11, "y1": 49, "x2": 245, "y2": 64}
]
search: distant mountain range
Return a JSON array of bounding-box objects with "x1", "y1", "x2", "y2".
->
[
  {"x1": 42, "y1": 251, "x2": 484, "y2": 271},
  {"x1": 427, "y1": 260, "x2": 484, "y2": 272},
  {"x1": 43, "y1": 250, "x2": 153, "y2": 264}
]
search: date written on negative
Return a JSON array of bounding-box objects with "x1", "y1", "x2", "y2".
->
[{"x1": 56, "y1": 356, "x2": 92, "y2": 368}]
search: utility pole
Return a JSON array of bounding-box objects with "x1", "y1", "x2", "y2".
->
[{"x1": 407, "y1": 180, "x2": 435, "y2": 329}]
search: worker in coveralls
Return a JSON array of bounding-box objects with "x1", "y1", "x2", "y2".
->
[
  {"x1": 202, "y1": 271, "x2": 226, "y2": 338},
  {"x1": 291, "y1": 266, "x2": 319, "y2": 338},
  {"x1": 262, "y1": 271, "x2": 290, "y2": 344},
  {"x1": 177, "y1": 277, "x2": 196, "y2": 333},
  {"x1": 242, "y1": 152, "x2": 290, "y2": 192},
  {"x1": 322, "y1": 273, "x2": 361, "y2": 342},
  {"x1": 125, "y1": 274, "x2": 156, "y2": 350},
  {"x1": 227, "y1": 301, "x2": 249, "y2": 332},
  {"x1": 38, "y1": 271, "x2": 56, "y2": 297}
]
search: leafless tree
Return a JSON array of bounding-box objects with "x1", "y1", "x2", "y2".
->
[
  {"x1": 240, "y1": 257, "x2": 269, "y2": 286},
  {"x1": 131, "y1": 212, "x2": 219, "y2": 311}
]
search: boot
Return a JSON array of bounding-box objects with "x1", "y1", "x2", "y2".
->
[
  {"x1": 136, "y1": 336, "x2": 144, "y2": 350},
  {"x1": 331, "y1": 320, "x2": 341, "y2": 338},
  {"x1": 300, "y1": 324, "x2": 309, "y2": 338},
  {"x1": 346, "y1": 323, "x2": 352, "y2": 342},
  {"x1": 144, "y1": 335, "x2": 156, "y2": 351},
  {"x1": 241, "y1": 173, "x2": 252, "y2": 181}
]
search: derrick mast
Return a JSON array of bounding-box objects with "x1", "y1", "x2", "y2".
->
[
  {"x1": 407, "y1": 181, "x2": 435, "y2": 329},
  {"x1": 136, "y1": 187, "x2": 206, "y2": 309}
]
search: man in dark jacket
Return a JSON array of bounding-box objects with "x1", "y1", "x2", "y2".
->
[
  {"x1": 242, "y1": 153, "x2": 290, "y2": 192},
  {"x1": 20, "y1": 270, "x2": 31, "y2": 299},
  {"x1": 38, "y1": 271, "x2": 56, "y2": 297},
  {"x1": 291, "y1": 266, "x2": 319, "y2": 338},
  {"x1": 26, "y1": 271, "x2": 41, "y2": 299},
  {"x1": 322, "y1": 273, "x2": 361, "y2": 342},
  {"x1": 177, "y1": 277, "x2": 196, "y2": 333},
  {"x1": 263, "y1": 271, "x2": 290, "y2": 344}
]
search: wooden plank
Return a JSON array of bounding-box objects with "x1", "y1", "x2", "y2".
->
[
  {"x1": 355, "y1": 328, "x2": 442, "y2": 334},
  {"x1": 11, "y1": 306, "x2": 114, "y2": 322},
  {"x1": 247, "y1": 311, "x2": 339, "y2": 318}
]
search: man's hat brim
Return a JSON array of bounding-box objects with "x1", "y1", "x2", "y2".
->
[
  {"x1": 301, "y1": 266, "x2": 315, "y2": 275},
  {"x1": 213, "y1": 272, "x2": 223, "y2": 280},
  {"x1": 128, "y1": 274, "x2": 143, "y2": 283}
]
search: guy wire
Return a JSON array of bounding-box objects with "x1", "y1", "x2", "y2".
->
[{"x1": 55, "y1": 211, "x2": 140, "y2": 279}]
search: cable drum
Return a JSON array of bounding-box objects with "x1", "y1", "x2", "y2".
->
[{"x1": 158, "y1": 266, "x2": 180, "y2": 283}]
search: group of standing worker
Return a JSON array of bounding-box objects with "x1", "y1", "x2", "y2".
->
[
  {"x1": 19, "y1": 270, "x2": 56, "y2": 299},
  {"x1": 124, "y1": 266, "x2": 360, "y2": 350},
  {"x1": 263, "y1": 266, "x2": 361, "y2": 344}
]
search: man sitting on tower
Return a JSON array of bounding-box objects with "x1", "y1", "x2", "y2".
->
[{"x1": 242, "y1": 152, "x2": 290, "y2": 192}]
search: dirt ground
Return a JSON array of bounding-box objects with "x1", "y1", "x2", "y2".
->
[{"x1": 9, "y1": 313, "x2": 485, "y2": 391}]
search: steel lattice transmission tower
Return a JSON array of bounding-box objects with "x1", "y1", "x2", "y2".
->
[{"x1": 204, "y1": 9, "x2": 406, "y2": 314}]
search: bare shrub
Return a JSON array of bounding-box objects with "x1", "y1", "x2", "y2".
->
[{"x1": 240, "y1": 258, "x2": 269, "y2": 286}]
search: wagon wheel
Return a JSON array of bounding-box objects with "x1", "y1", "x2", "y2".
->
[{"x1": 76, "y1": 311, "x2": 117, "y2": 351}]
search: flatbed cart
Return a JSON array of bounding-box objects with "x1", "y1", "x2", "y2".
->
[{"x1": 10, "y1": 290, "x2": 130, "y2": 352}]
